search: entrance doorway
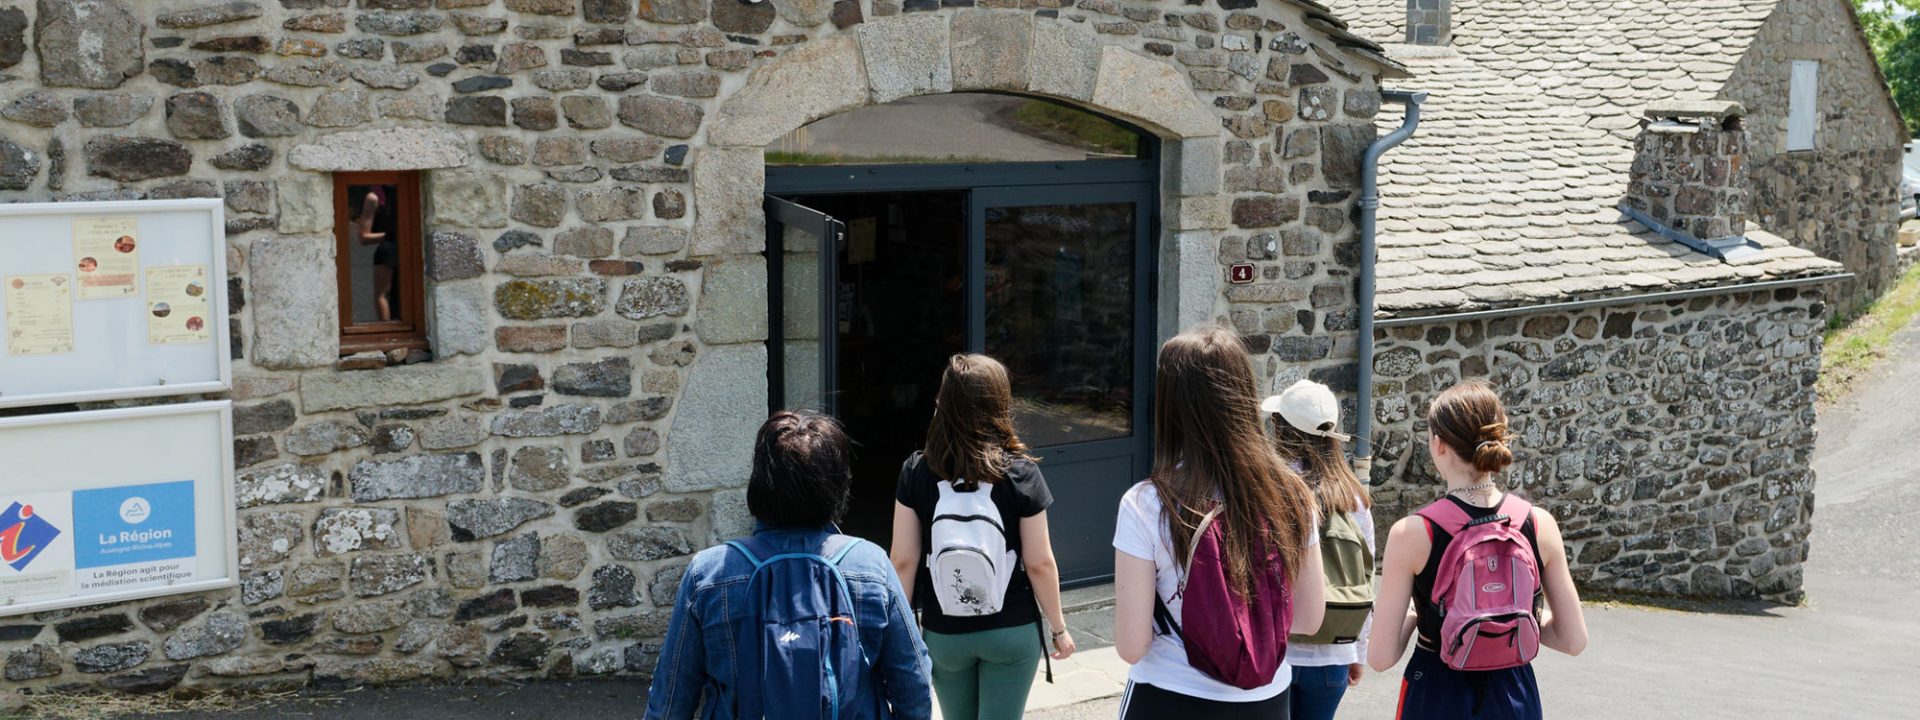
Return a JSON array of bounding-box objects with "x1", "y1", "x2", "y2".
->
[{"x1": 763, "y1": 94, "x2": 1158, "y2": 584}]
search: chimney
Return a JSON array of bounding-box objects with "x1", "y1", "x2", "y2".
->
[
  {"x1": 1406, "y1": 0, "x2": 1451, "y2": 45},
  {"x1": 1620, "y1": 100, "x2": 1764, "y2": 262}
]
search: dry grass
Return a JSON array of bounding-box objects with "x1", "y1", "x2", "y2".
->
[
  {"x1": 1819, "y1": 261, "x2": 1920, "y2": 401},
  {"x1": 7, "y1": 689, "x2": 329, "y2": 720}
]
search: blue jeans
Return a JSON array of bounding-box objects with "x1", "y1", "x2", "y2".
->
[{"x1": 1289, "y1": 664, "x2": 1350, "y2": 720}]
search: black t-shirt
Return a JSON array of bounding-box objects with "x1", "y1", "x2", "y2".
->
[
  {"x1": 895, "y1": 450, "x2": 1052, "y2": 634},
  {"x1": 1412, "y1": 495, "x2": 1545, "y2": 650}
]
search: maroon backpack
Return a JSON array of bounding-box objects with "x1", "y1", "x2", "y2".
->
[
  {"x1": 1151, "y1": 505, "x2": 1293, "y2": 690},
  {"x1": 1416, "y1": 494, "x2": 1542, "y2": 672}
]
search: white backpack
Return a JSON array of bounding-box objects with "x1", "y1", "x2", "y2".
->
[{"x1": 926, "y1": 480, "x2": 1017, "y2": 616}]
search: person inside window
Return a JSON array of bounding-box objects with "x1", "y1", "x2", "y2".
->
[{"x1": 351, "y1": 186, "x2": 398, "y2": 321}]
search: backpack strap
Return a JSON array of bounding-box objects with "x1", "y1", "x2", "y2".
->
[
  {"x1": 1494, "y1": 495, "x2": 1533, "y2": 530},
  {"x1": 1151, "y1": 592, "x2": 1185, "y2": 640},
  {"x1": 1175, "y1": 505, "x2": 1226, "y2": 594},
  {"x1": 725, "y1": 539, "x2": 766, "y2": 568},
  {"x1": 1415, "y1": 498, "x2": 1475, "y2": 536},
  {"x1": 823, "y1": 535, "x2": 863, "y2": 566}
]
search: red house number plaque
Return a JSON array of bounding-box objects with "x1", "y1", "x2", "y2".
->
[{"x1": 1229, "y1": 263, "x2": 1255, "y2": 284}]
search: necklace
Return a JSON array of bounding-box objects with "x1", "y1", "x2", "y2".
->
[{"x1": 1448, "y1": 479, "x2": 1498, "y2": 505}]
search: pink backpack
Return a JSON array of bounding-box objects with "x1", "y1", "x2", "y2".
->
[
  {"x1": 1417, "y1": 494, "x2": 1542, "y2": 672},
  {"x1": 1151, "y1": 506, "x2": 1293, "y2": 689}
]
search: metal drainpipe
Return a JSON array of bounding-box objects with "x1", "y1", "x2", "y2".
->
[{"x1": 1353, "y1": 90, "x2": 1427, "y2": 479}]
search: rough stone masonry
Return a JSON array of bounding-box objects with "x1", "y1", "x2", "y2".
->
[{"x1": 0, "y1": 0, "x2": 1399, "y2": 693}]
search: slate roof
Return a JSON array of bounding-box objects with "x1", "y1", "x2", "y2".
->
[{"x1": 1321, "y1": 0, "x2": 1846, "y2": 318}]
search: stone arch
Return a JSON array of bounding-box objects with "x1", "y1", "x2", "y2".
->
[
  {"x1": 692, "y1": 11, "x2": 1230, "y2": 255},
  {"x1": 669, "y1": 12, "x2": 1230, "y2": 505}
]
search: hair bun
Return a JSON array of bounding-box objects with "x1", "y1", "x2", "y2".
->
[{"x1": 1471, "y1": 422, "x2": 1514, "y2": 473}]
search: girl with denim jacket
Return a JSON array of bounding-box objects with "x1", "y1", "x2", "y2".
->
[{"x1": 645, "y1": 411, "x2": 934, "y2": 720}]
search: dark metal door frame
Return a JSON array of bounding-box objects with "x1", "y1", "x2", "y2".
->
[
  {"x1": 762, "y1": 152, "x2": 1160, "y2": 586},
  {"x1": 764, "y1": 196, "x2": 846, "y2": 417}
]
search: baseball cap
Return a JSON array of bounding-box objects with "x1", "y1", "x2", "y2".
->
[{"x1": 1260, "y1": 379, "x2": 1352, "y2": 442}]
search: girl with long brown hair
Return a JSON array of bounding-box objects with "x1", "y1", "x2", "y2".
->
[
  {"x1": 1265, "y1": 379, "x2": 1375, "y2": 720},
  {"x1": 889, "y1": 354, "x2": 1074, "y2": 720},
  {"x1": 1369, "y1": 380, "x2": 1587, "y2": 720},
  {"x1": 1111, "y1": 326, "x2": 1327, "y2": 718}
]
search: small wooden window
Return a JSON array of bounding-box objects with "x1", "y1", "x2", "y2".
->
[{"x1": 334, "y1": 171, "x2": 428, "y2": 354}]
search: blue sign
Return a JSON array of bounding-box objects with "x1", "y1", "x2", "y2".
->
[
  {"x1": 0, "y1": 501, "x2": 61, "y2": 572},
  {"x1": 72, "y1": 481, "x2": 195, "y2": 570}
]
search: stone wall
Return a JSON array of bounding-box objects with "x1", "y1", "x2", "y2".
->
[
  {"x1": 0, "y1": 0, "x2": 1386, "y2": 694},
  {"x1": 1624, "y1": 108, "x2": 1750, "y2": 242},
  {"x1": 1366, "y1": 287, "x2": 1827, "y2": 601},
  {"x1": 1722, "y1": 0, "x2": 1908, "y2": 313}
]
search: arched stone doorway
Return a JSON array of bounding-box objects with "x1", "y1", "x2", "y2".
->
[{"x1": 671, "y1": 13, "x2": 1229, "y2": 584}]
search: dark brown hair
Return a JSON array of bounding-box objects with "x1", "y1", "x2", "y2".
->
[
  {"x1": 1150, "y1": 326, "x2": 1316, "y2": 598},
  {"x1": 924, "y1": 354, "x2": 1033, "y2": 491},
  {"x1": 1427, "y1": 379, "x2": 1515, "y2": 474},
  {"x1": 1271, "y1": 420, "x2": 1369, "y2": 516},
  {"x1": 747, "y1": 410, "x2": 853, "y2": 528}
]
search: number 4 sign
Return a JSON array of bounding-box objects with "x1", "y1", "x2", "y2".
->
[{"x1": 1229, "y1": 264, "x2": 1256, "y2": 284}]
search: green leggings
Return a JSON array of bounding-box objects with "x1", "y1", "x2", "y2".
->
[{"x1": 922, "y1": 623, "x2": 1044, "y2": 720}]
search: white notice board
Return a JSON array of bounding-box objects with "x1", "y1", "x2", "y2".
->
[
  {"x1": 0, "y1": 199, "x2": 230, "y2": 409},
  {"x1": 0, "y1": 401, "x2": 237, "y2": 617}
]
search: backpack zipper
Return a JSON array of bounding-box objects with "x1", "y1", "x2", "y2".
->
[{"x1": 932, "y1": 513, "x2": 1004, "y2": 533}]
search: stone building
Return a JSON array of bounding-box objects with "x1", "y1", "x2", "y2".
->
[
  {"x1": 0, "y1": 0, "x2": 1413, "y2": 692},
  {"x1": 1336, "y1": 0, "x2": 1909, "y2": 311},
  {"x1": 1324, "y1": 0, "x2": 1876, "y2": 599}
]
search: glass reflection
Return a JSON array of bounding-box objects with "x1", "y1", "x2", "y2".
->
[
  {"x1": 346, "y1": 184, "x2": 401, "y2": 324},
  {"x1": 985, "y1": 202, "x2": 1135, "y2": 447},
  {"x1": 769, "y1": 94, "x2": 1144, "y2": 166}
]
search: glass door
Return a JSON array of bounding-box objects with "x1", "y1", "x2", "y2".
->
[
  {"x1": 766, "y1": 196, "x2": 844, "y2": 416},
  {"x1": 969, "y1": 184, "x2": 1155, "y2": 584}
]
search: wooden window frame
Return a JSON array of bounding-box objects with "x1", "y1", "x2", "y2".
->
[{"x1": 333, "y1": 171, "x2": 429, "y2": 355}]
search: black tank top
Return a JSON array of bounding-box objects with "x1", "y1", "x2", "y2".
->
[{"x1": 1411, "y1": 495, "x2": 1544, "y2": 650}]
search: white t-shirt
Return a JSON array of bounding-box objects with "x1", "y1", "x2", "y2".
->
[
  {"x1": 1284, "y1": 498, "x2": 1375, "y2": 668},
  {"x1": 1112, "y1": 481, "x2": 1318, "y2": 703}
]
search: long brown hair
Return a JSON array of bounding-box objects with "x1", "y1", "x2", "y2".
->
[
  {"x1": 1149, "y1": 327, "x2": 1316, "y2": 598},
  {"x1": 924, "y1": 354, "x2": 1033, "y2": 491},
  {"x1": 1427, "y1": 379, "x2": 1515, "y2": 474},
  {"x1": 1271, "y1": 421, "x2": 1369, "y2": 516}
]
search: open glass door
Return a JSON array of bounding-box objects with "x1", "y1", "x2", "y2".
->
[
  {"x1": 766, "y1": 196, "x2": 844, "y2": 416},
  {"x1": 970, "y1": 184, "x2": 1155, "y2": 584}
]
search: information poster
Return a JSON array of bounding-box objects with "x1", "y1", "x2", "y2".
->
[
  {"x1": 73, "y1": 216, "x2": 140, "y2": 299},
  {"x1": 0, "y1": 402, "x2": 234, "y2": 617},
  {"x1": 72, "y1": 481, "x2": 197, "y2": 594},
  {"x1": 0, "y1": 199, "x2": 229, "y2": 409},
  {"x1": 144, "y1": 266, "x2": 211, "y2": 345},
  {"x1": 4, "y1": 274, "x2": 75, "y2": 357}
]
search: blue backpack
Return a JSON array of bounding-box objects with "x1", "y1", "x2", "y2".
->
[{"x1": 725, "y1": 535, "x2": 873, "y2": 720}]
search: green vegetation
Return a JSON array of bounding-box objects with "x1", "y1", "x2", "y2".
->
[
  {"x1": 1852, "y1": 0, "x2": 1920, "y2": 136},
  {"x1": 1820, "y1": 260, "x2": 1920, "y2": 400},
  {"x1": 1009, "y1": 100, "x2": 1141, "y2": 157},
  {"x1": 765, "y1": 150, "x2": 1003, "y2": 166}
]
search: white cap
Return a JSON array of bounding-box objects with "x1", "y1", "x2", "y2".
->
[{"x1": 1261, "y1": 379, "x2": 1352, "y2": 442}]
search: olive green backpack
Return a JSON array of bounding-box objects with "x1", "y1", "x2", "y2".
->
[{"x1": 1290, "y1": 510, "x2": 1375, "y2": 645}]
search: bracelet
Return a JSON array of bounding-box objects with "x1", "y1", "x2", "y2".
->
[{"x1": 1050, "y1": 628, "x2": 1068, "y2": 638}]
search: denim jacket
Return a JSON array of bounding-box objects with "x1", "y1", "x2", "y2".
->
[{"x1": 643, "y1": 525, "x2": 933, "y2": 720}]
